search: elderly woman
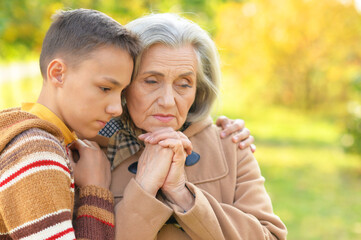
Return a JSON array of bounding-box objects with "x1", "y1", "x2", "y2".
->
[{"x1": 107, "y1": 13, "x2": 287, "y2": 239}]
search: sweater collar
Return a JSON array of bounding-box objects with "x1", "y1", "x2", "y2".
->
[{"x1": 21, "y1": 103, "x2": 77, "y2": 145}]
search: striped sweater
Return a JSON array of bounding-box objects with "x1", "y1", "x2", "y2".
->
[{"x1": 0, "y1": 108, "x2": 114, "y2": 239}]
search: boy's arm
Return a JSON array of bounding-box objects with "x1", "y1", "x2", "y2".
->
[
  {"x1": 74, "y1": 185, "x2": 115, "y2": 239},
  {"x1": 216, "y1": 116, "x2": 256, "y2": 152},
  {"x1": 69, "y1": 139, "x2": 115, "y2": 239},
  {"x1": 0, "y1": 129, "x2": 77, "y2": 239},
  {"x1": 0, "y1": 129, "x2": 115, "y2": 239}
]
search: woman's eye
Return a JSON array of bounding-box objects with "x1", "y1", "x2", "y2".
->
[
  {"x1": 144, "y1": 79, "x2": 157, "y2": 84},
  {"x1": 100, "y1": 87, "x2": 111, "y2": 92},
  {"x1": 180, "y1": 83, "x2": 192, "y2": 88},
  {"x1": 177, "y1": 79, "x2": 192, "y2": 88}
]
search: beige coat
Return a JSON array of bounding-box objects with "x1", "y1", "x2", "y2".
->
[{"x1": 110, "y1": 117, "x2": 287, "y2": 240}]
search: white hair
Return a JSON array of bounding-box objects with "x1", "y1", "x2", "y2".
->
[{"x1": 126, "y1": 13, "x2": 221, "y2": 123}]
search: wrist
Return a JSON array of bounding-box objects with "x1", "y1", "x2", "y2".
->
[
  {"x1": 135, "y1": 177, "x2": 159, "y2": 197},
  {"x1": 163, "y1": 185, "x2": 195, "y2": 212},
  {"x1": 81, "y1": 177, "x2": 109, "y2": 189}
]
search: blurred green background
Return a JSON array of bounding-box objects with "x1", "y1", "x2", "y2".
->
[{"x1": 1, "y1": 0, "x2": 361, "y2": 239}]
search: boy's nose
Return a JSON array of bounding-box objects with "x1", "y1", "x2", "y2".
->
[{"x1": 106, "y1": 98, "x2": 123, "y2": 117}]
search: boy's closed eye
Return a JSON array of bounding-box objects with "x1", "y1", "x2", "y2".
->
[{"x1": 100, "y1": 87, "x2": 111, "y2": 92}]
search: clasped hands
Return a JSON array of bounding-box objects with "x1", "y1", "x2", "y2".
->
[{"x1": 135, "y1": 127, "x2": 195, "y2": 212}]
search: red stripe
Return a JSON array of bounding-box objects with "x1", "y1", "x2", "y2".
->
[
  {"x1": 77, "y1": 215, "x2": 115, "y2": 228},
  {"x1": 44, "y1": 227, "x2": 74, "y2": 240},
  {"x1": 0, "y1": 160, "x2": 70, "y2": 187},
  {"x1": 70, "y1": 183, "x2": 75, "y2": 189}
]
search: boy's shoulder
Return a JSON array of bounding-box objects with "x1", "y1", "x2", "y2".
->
[
  {"x1": 0, "y1": 107, "x2": 64, "y2": 154},
  {"x1": 0, "y1": 110, "x2": 69, "y2": 178}
]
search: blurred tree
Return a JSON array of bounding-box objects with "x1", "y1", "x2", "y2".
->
[
  {"x1": 3, "y1": 0, "x2": 361, "y2": 153},
  {"x1": 0, "y1": 0, "x2": 231, "y2": 61},
  {"x1": 215, "y1": 0, "x2": 361, "y2": 117}
]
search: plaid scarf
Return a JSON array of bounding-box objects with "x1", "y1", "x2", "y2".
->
[
  {"x1": 99, "y1": 113, "x2": 190, "y2": 169},
  {"x1": 99, "y1": 113, "x2": 143, "y2": 169}
]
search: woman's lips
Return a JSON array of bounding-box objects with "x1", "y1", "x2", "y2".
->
[{"x1": 153, "y1": 114, "x2": 175, "y2": 123}]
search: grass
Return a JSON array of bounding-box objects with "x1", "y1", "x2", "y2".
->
[
  {"x1": 219, "y1": 107, "x2": 361, "y2": 240},
  {"x1": 258, "y1": 145, "x2": 361, "y2": 240}
]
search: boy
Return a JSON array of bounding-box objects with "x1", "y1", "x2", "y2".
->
[{"x1": 0, "y1": 9, "x2": 140, "y2": 239}]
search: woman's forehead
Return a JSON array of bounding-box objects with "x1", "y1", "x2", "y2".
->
[{"x1": 140, "y1": 44, "x2": 197, "y2": 71}]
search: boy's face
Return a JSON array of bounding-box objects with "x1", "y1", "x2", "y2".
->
[{"x1": 58, "y1": 46, "x2": 133, "y2": 138}]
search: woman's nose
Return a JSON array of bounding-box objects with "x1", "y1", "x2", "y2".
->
[{"x1": 158, "y1": 86, "x2": 175, "y2": 107}]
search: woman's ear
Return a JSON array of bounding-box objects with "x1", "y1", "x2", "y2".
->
[{"x1": 47, "y1": 59, "x2": 66, "y2": 87}]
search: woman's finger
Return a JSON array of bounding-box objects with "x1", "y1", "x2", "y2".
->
[
  {"x1": 176, "y1": 131, "x2": 193, "y2": 155},
  {"x1": 141, "y1": 129, "x2": 179, "y2": 144}
]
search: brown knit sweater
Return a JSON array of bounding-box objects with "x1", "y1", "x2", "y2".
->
[{"x1": 0, "y1": 108, "x2": 114, "y2": 239}]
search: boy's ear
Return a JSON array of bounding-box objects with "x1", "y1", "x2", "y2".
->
[{"x1": 47, "y1": 59, "x2": 66, "y2": 87}]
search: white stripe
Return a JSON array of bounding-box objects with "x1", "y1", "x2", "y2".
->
[
  {"x1": 0, "y1": 165, "x2": 71, "y2": 193},
  {"x1": 20, "y1": 220, "x2": 75, "y2": 240},
  {"x1": 0, "y1": 152, "x2": 71, "y2": 192},
  {"x1": 1, "y1": 134, "x2": 64, "y2": 157},
  {"x1": 1, "y1": 151, "x2": 69, "y2": 181},
  {"x1": 0, "y1": 209, "x2": 71, "y2": 235},
  {"x1": 56, "y1": 231, "x2": 76, "y2": 240},
  {"x1": 70, "y1": 178, "x2": 75, "y2": 193}
]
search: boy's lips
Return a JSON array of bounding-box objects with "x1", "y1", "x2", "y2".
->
[
  {"x1": 97, "y1": 120, "x2": 108, "y2": 128},
  {"x1": 153, "y1": 114, "x2": 175, "y2": 123}
]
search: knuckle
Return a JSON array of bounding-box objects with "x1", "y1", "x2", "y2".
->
[
  {"x1": 235, "y1": 119, "x2": 245, "y2": 128},
  {"x1": 245, "y1": 128, "x2": 250, "y2": 135}
]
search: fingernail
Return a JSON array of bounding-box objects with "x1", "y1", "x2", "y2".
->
[
  {"x1": 251, "y1": 144, "x2": 256, "y2": 151},
  {"x1": 221, "y1": 132, "x2": 226, "y2": 138},
  {"x1": 233, "y1": 136, "x2": 238, "y2": 141},
  {"x1": 240, "y1": 143, "x2": 245, "y2": 148}
]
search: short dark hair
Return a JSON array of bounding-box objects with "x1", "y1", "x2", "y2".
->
[{"x1": 39, "y1": 8, "x2": 140, "y2": 78}]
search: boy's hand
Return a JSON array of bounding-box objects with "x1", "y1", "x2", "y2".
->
[
  {"x1": 68, "y1": 139, "x2": 111, "y2": 189},
  {"x1": 216, "y1": 116, "x2": 256, "y2": 153}
]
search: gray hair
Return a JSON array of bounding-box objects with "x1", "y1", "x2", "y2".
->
[{"x1": 126, "y1": 13, "x2": 221, "y2": 123}]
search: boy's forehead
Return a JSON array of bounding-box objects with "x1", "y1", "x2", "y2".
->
[{"x1": 68, "y1": 46, "x2": 133, "y2": 84}]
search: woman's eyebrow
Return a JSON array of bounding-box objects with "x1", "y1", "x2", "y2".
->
[
  {"x1": 179, "y1": 72, "x2": 195, "y2": 77},
  {"x1": 142, "y1": 71, "x2": 195, "y2": 77},
  {"x1": 142, "y1": 71, "x2": 164, "y2": 76}
]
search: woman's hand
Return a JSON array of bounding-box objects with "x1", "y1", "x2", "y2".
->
[
  {"x1": 68, "y1": 139, "x2": 111, "y2": 189},
  {"x1": 139, "y1": 128, "x2": 195, "y2": 211},
  {"x1": 139, "y1": 128, "x2": 192, "y2": 155},
  {"x1": 216, "y1": 116, "x2": 256, "y2": 153},
  {"x1": 135, "y1": 142, "x2": 174, "y2": 196}
]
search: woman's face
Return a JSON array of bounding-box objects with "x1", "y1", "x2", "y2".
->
[{"x1": 125, "y1": 43, "x2": 197, "y2": 132}]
